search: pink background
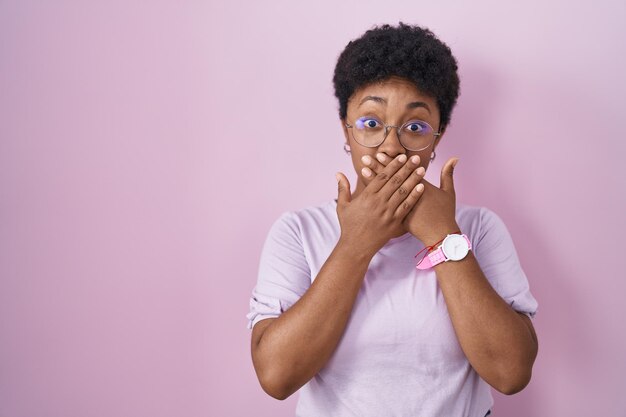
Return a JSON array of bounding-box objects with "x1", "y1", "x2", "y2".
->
[{"x1": 1, "y1": 1, "x2": 625, "y2": 416}]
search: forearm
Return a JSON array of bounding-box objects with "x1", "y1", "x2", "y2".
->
[
  {"x1": 434, "y1": 250, "x2": 538, "y2": 394},
  {"x1": 255, "y1": 239, "x2": 373, "y2": 399}
]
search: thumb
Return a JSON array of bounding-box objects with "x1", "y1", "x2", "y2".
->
[
  {"x1": 336, "y1": 172, "x2": 352, "y2": 204},
  {"x1": 440, "y1": 157, "x2": 459, "y2": 194}
]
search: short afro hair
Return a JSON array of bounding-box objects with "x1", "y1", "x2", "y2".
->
[{"x1": 333, "y1": 22, "x2": 460, "y2": 131}]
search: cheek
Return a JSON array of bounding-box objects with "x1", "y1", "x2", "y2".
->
[{"x1": 351, "y1": 153, "x2": 365, "y2": 175}]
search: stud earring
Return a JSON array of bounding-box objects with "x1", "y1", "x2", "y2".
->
[
  {"x1": 430, "y1": 150, "x2": 436, "y2": 162},
  {"x1": 344, "y1": 143, "x2": 351, "y2": 155}
]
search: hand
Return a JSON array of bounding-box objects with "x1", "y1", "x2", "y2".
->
[
  {"x1": 335, "y1": 154, "x2": 427, "y2": 257},
  {"x1": 360, "y1": 153, "x2": 461, "y2": 245}
]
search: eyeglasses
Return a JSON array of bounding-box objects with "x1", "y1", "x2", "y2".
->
[{"x1": 345, "y1": 116, "x2": 441, "y2": 151}]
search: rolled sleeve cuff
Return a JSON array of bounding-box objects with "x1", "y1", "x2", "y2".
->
[{"x1": 246, "y1": 296, "x2": 283, "y2": 330}]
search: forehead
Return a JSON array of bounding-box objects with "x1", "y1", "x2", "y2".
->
[{"x1": 348, "y1": 76, "x2": 437, "y2": 110}]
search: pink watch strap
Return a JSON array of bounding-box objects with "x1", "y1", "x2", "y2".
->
[
  {"x1": 416, "y1": 247, "x2": 446, "y2": 270},
  {"x1": 415, "y1": 233, "x2": 472, "y2": 270}
]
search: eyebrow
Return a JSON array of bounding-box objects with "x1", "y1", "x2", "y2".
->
[{"x1": 358, "y1": 95, "x2": 431, "y2": 113}]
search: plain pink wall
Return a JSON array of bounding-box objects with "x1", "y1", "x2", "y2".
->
[{"x1": 1, "y1": 1, "x2": 625, "y2": 416}]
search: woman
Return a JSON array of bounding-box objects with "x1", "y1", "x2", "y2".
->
[{"x1": 246, "y1": 22, "x2": 538, "y2": 417}]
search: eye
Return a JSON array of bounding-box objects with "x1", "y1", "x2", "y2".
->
[
  {"x1": 404, "y1": 120, "x2": 431, "y2": 135},
  {"x1": 355, "y1": 117, "x2": 381, "y2": 130}
]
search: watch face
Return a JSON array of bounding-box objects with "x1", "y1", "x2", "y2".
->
[{"x1": 442, "y1": 235, "x2": 470, "y2": 261}]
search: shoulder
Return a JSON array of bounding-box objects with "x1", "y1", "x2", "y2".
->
[
  {"x1": 267, "y1": 199, "x2": 339, "y2": 241},
  {"x1": 455, "y1": 202, "x2": 510, "y2": 247},
  {"x1": 292, "y1": 198, "x2": 338, "y2": 221},
  {"x1": 271, "y1": 198, "x2": 335, "y2": 223},
  {"x1": 456, "y1": 202, "x2": 507, "y2": 225}
]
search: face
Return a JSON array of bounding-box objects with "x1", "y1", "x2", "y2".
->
[{"x1": 340, "y1": 76, "x2": 445, "y2": 197}]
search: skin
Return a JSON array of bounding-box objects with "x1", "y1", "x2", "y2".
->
[
  {"x1": 340, "y1": 76, "x2": 539, "y2": 393},
  {"x1": 250, "y1": 76, "x2": 538, "y2": 399},
  {"x1": 341, "y1": 75, "x2": 443, "y2": 203},
  {"x1": 337, "y1": 75, "x2": 459, "y2": 245}
]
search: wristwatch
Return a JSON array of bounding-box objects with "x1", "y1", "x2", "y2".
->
[{"x1": 416, "y1": 233, "x2": 472, "y2": 270}]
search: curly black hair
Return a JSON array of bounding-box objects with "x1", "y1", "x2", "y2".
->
[{"x1": 333, "y1": 22, "x2": 460, "y2": 132}]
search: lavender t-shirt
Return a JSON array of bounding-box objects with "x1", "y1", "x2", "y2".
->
[{"x1": 246, "y1": 198, "x2": 538, "y2": 417}]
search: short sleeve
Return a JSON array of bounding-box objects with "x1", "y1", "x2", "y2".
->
[
  {"x1": 473, "y1": 207, "x2": 539, "y2": 319},
  {"x1": 246, "y1": 211, "x2": 312, "y2": 330}
]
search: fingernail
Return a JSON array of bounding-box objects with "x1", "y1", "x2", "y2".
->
[
  {"x1": 410, "y1": 155, "x2": 419, "y2": 164},
  {"x1": 362, "y1": 155, "x2": 371, "y2": 165},
  {"x1": 398, "y1": 154, "x2": 407, "y2": 163},
  {"x1": 416, "y1": 167, "x2": 426, "y2": 176},
  {"x1": 376, "y1": 153, "x2": 386, "y2": 163},
  {"x1": 362, "y1": 167, "x2": 371, "y2": 177}
]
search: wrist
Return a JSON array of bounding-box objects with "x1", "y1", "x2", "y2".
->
[
  {"x1": 415, "y1": 228, "x2": 471, "y2": 270},
  {"x1": 336, "y1": 236, "x2": 378, "y2": 262},
  {"x1": 422, "y1": 223, "x2": 462, "y2": 247}
]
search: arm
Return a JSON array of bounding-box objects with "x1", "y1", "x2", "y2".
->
[
  {"x1": 250, "y1": 155, "x2": 427, "y2": 400},
  {"x1": 251, "y1": 239, "x2": 373, "y2": 400},
  {"x1": 360, "y1": 154, "x2": 539, "y2": 394},
  {"x1": 434, "y1": 249, "x2": 538, "y2": 395}
]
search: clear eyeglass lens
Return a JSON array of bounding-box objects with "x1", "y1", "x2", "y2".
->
[{"x1": 353, "y1": 118, "x2": 435, "y2": 150}]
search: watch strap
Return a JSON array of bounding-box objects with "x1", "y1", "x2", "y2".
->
[
  {"x1": 462, "y1": 234, "x2": 473, "y2": 250},
  {"x1": 416, "y1": 246, "x2": 446, "y2": 270},
  {"x1": 415, "y1": 233, "x2": 472, "y2": 270}
]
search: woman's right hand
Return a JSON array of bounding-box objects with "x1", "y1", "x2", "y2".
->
[{"x1": 335, "y1": 154, "x2": 426, "y2": 257}]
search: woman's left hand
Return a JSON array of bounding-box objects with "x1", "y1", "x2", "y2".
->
[{"x1": 361, "y1": 153, "x2": 461, "y2": 245}]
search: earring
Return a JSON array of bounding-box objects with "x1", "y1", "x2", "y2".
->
[
  {"x1": 344, "y1": 143, "x2": 351, "y2": 155},
  {"x1": 430, "y1": 150, "x2": 436, "y2": 162}
]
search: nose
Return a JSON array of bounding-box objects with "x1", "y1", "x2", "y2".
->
[{"x1": 378, "y1": 126, "x2": 406, "y2": 159}]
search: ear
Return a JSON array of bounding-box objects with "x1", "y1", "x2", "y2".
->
[{"x1": 433, "y1": 125, "x2": 446, "y2": 150}]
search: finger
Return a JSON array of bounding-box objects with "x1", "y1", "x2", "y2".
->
[
  {"x1": 377, "y1": 154, "x2": 421, "y2": 200},
  {"x1": 389, "y1": 160, "x2": 425, "y2": 209},
  {"x1": 336, "y1": 172, "x2": 351, "y2": 204},
  {"x1": 375, "y1": 152, "x2": 391, "y2": 166},
  {"x1": 394, "y1": 181, "x2": 425, "y2": 218},
  {"x1": 360, "y1": 154, "x2": 386, "y2": 186},
  {"x1": 440, "y1": 157, "x2": 459, "y2": 194},
  {"x1": 363, "y1": 153, "x2": 406, "y2": 180},
  {"x1": 365, "y1": 154, "x2": 408, "y2": 194}
]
